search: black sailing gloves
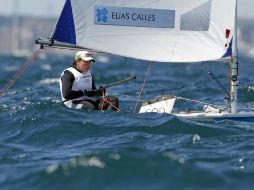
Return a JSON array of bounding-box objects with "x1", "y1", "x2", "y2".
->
[
  {"x1": 84, "y1": 86, "x2": 106, "y2": 97},
  {"x1": 98, "y1": 86, "x2": 106, "y2": 96}
]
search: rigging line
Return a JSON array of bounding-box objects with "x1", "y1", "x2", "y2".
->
[
  {"x1": 104, "y1": 98, "x2": 121, "y2": 112},
  {"x1": 201, "y1": 63, "x2": 230, "y2": 99},
  {"x1": 100, "y1": 94, "x2": 121, "y2": 112},
  {"x1": 176, "y1": 96, "x2": 228, "y2": 109},
  {"x1": 133, "y1": 62, "x2": 153, "y2": 113},
  {"x1": 0, "y1": 47, "x2": 43, "y2": 97}
]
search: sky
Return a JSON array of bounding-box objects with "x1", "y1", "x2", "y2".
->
[{"x1": 0, "y1": 0, "x2": 254, "y2": 18}]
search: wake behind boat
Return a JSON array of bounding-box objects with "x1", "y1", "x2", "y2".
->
[{"x1": 35, "y1": 0, "x2": 254, "y2": 121}]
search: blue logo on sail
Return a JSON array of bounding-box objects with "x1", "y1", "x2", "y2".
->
[
  {"x1": 96, "y1": 8, "x2": 108, "y2": 23},
  {"x1": 94, "y1": 6, "x2": 175, "y2": 28}
]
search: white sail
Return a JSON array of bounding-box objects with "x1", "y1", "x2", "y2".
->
[{"x1": 52, "y1": 0, "x2": 236, "y2": 62}]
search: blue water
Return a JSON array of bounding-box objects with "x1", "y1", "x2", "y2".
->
[{"x1": 0, "y1": 52, "x2": 254, "y2": 190}]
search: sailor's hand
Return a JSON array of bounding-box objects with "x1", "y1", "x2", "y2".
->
[
  {"x1": 84, "y1": 88, "x2": 106, "y2": 97},
  {"x1": 98, "y1": 86, "x2": 106, "y2": 96}
]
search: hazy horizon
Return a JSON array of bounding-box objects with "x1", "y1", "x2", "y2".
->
[{"x1": 1, "y1": 0, "x2": 254, "y2": 19}]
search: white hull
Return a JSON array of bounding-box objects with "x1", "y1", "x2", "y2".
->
[
  {"x1": 139, "y1": 96, "x2": 176, "y2": 114},
  {"x1": 139, "y1": 94, "x2": 254, "y2": 121},
  {"x1": 174, "y1": 112, "x2": 254, "y2": 121}
]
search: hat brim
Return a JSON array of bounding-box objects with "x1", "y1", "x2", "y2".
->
[{"x1": 82, "y1": 57, "x2": 95, "y2": 62}]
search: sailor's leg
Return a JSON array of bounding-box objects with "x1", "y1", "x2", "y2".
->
[
  {"x1": 78, "y1": 100, "x2": 96, "y2": 110},
  {"x1": 107, "y1": 96, "x2": 119, "y2": 110},
  {"x1": 98, "y1": 96, "x2": 119, "y2": 111},
  {"x1": 66, "y1": 100, "x2": 96, "y2": 110}
]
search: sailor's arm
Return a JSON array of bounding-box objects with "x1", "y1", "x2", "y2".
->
[{"x1": 92, "y1": 75, "x2": 96, "y2": 90}]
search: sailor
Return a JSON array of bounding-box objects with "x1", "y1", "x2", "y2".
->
[{"x1": 60, "y1": 51, "x2": 119, "y2": 110}]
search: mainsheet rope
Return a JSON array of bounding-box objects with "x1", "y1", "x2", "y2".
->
[
  {"x1": 101, "y1": 95, "x2": 121, "y2": 112},
  {"x1": 133, "y1": 62, "x2": 153, "y2": 113},
  {"x1": 0, "y1": 47, "x2": 43, "y2": 97}
]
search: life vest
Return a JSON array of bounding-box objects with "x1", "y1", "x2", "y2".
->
[{"x1": 60, "y1": 67, "x2": 93, "y2": 107}]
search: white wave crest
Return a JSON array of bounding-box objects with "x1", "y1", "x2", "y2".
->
[
  {"x1": 248, "y1": 86, "x2": 254, "y2": 92},
  {"x1": 38, "y1": 78, "x2": 59, "y2": 85}
]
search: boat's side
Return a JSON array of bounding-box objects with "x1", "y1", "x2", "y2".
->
[
  {"x1": 138, "y1": 94, "x2": 254, "y2": 122},
  {"x1": 174, "y1": 112, "x2": 254, "y2": 121}
]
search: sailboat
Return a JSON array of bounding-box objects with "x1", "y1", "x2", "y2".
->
[{"x1": 35, "y1": 0, "x2": 254, "y2": 120}]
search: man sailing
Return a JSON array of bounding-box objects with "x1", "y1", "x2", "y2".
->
[{"x1": 60, "y1": 51, "x2": 119, "y2": 111}]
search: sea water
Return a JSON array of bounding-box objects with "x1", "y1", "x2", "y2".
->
[{"x1": 0, "y1": 53, "x2": 254, "y2": 190}]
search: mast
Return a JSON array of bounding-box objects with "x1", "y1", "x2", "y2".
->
[{"x1": 230, "y1": 0, "x2": 239, "y2": 113}]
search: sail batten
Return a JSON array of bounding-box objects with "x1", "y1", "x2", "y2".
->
[{"x1": 51, "y1": 0, "x2": 237, "y2": 63}]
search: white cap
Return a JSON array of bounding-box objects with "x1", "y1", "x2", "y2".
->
[{"x1": 75, "y1": 51, "x2": 95, "y2": 62}]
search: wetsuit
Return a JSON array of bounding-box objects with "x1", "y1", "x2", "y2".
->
[{"x1": 60, "y1": 67, "x2": 119, "y2": 110}]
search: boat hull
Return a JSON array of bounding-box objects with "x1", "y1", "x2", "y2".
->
[{"x1": 174, "y1": 112, "x2": 254, "y2": 121}]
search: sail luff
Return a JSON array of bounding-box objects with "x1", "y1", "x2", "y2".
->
[
  {"x1": 52, "y1": 0, "x2": 76, "y2": 44},
  {"x1": 50, "y1": 0, "x2": 66, "y2": 39}
]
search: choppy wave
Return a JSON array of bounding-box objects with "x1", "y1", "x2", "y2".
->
[{"x1": 1, "y1": 54, "x2": 254, "y2": 190}]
